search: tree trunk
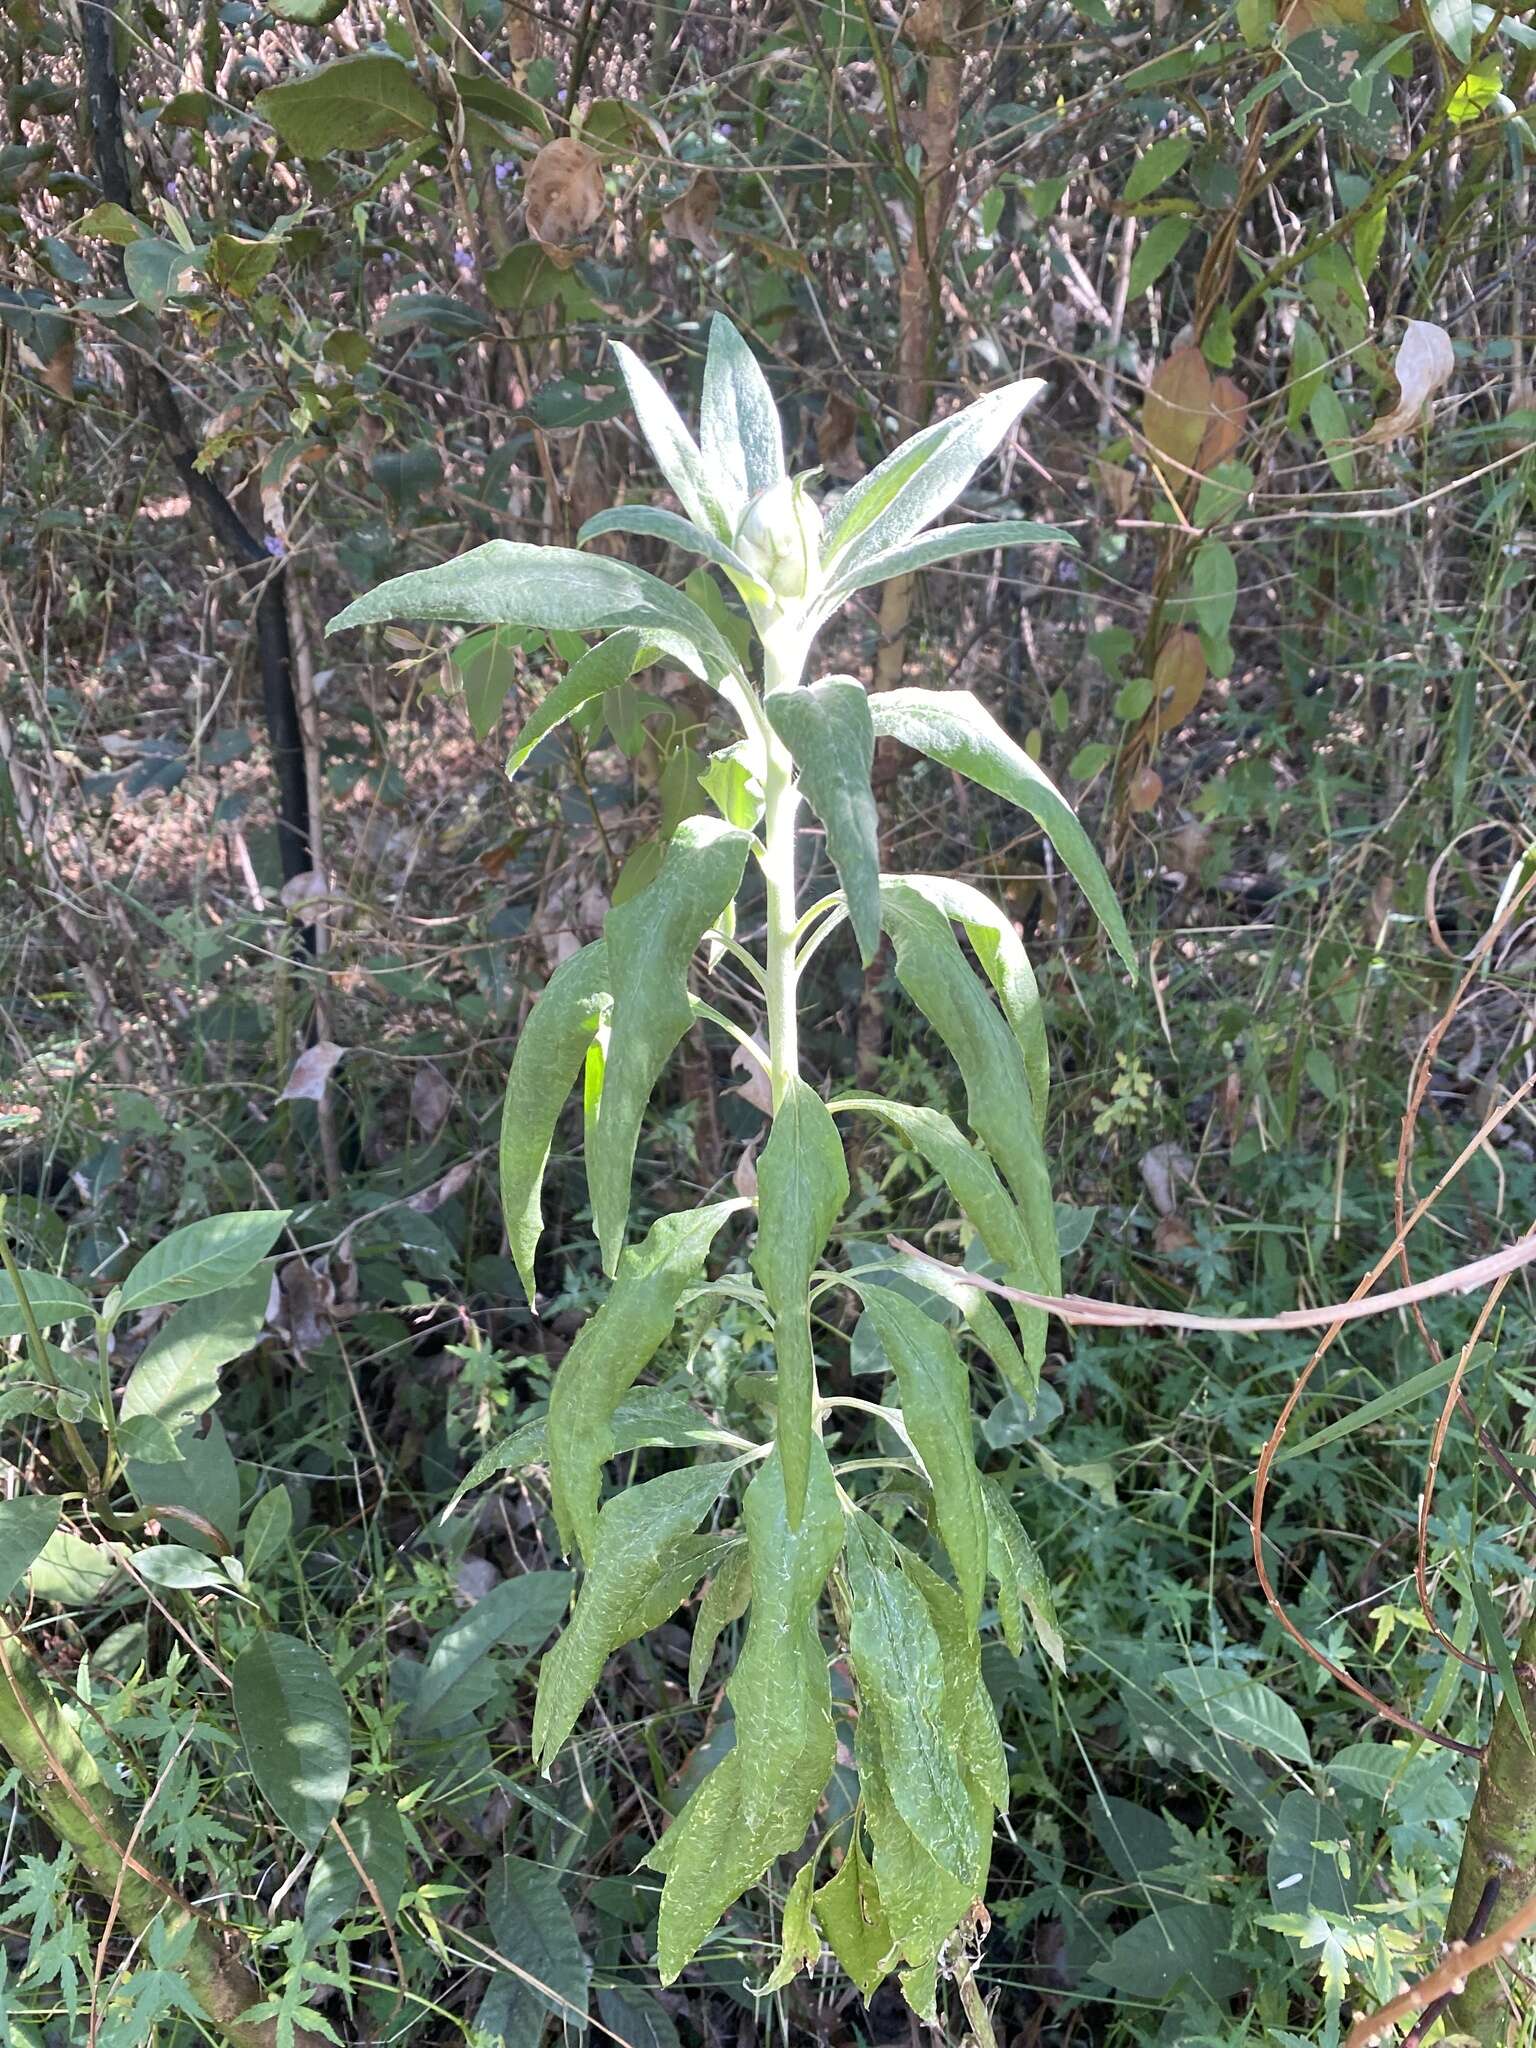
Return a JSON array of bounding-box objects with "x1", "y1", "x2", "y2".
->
[{"x1": 1447, "y1": 1613, "x2": 1536, "y2": 2042}]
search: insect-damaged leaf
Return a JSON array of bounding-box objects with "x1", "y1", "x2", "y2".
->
[
  {"x1": 590, "y1": 819, "x2": 752, "y2": 1269},
  {"x1": 764, "y1": 677, "x2": 881, "y2": 966},
  {"x1": 534, "y1": 1461, "x2": 737, "y2": 1766},
  {"x1": 750, "y1": 1078, "x2": 849, "y2": 1523},
  {"x1": 546, "y1": 1199, "x2": 747, "y2": 1559},
  {"x1": 647, "y1": 1442, "x2": 844, "y2": 1981},
  {"x1": 868, "y1": 690, "x2": 1134, "y2": 973},
  {"x1": 851, "y1": 1286, "x2": 986, "y2": 1627},
  {"x1": 499, "y1": 939, "x2": 611, "y2": 1300}
]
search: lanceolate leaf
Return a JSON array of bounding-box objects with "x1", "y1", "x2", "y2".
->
[
  {"x1": 749, "y1": 1079, "x2": 849, "y2": 1523},
  {"x1": 981, "y1": 1475, "x2": 1065, "y2": 1670},
  {"x1": 326, "y1": 540, "x2": 744, "y2": 688},
  {"x1": 889, "y1": 1248, "x2": 1035, "y2": 1406},
  {"x1": 764, "y1": 678, "x2": 881, "y2": 967},
  {"x1": 257, "y1": 52, "x2": 437, "y2": 156},
  {"x1": 700, "y1": 313, "x2": 785, "y2": 520},
  {"x1": 823, "y1": 516, "x2": 1073, "y2": 602},
  {"x1": 762, "y1": 1861, "x2": 821, "y2": 1990},
  {"x1": 814, "y1": 1834, "x2": 893, "y2": 1999},
  {"x1": 609, "y1": 340, "x2": 733, "y2": 540},
  {"x1": 821, "y1": 382, "x2": 1045, "y2": 589},
  {"x1": 500, "y1": 940, "x2": 611, "y2": 1300},
  {"x1": 900, "y1": 1546, "x2": 1008, "y2": 1812},
  {"x1": 578, "y1": 506, "x2": 773, "y2": 609},
  {"x1": 533, "y1": 1462, "x2": 738, "y2": 1766},
  {"x1": 410, "y1": 1570, "x2": 570, "y2": 1734},
  {"x1": 868, "y1": 690, "x2": 1135, "y2": 973},
  {"x1": 845, "y1": 1514, "x2": 981, "y2": 1885},
  {"x1": 232, "y1": 1632, "x2": 351, "y2": 1849},
  {"x1": 852, "y1": 1285, "x2": 986, "y2": 1627},
  {"x1": 486, "y1": 1855, "x2": 591, "y2": 2032},
  {"x1": 546, "y1": 1200, "x2": 747, "y2": 1559},
  {"x1": 879, "y1": 881, "x2": 1059, "y2": 1299},
  {"x1": 119, "y1": 1268, "x2": 271, "y2": 1436},
  {"x1": 591, "y1": 819, "x2": 752, "y2": 1269},
  {"x1": 507, "y1": 633, "x2": 644, "y2": 777},
  {"x1": 447, "y1": 1389, "x2": 708, "y2": 1513},
  {"x1": 0, "y1": 1270, "x2": 92, "y2": 1339},
  {"x1": 894, "y1": 875, "x2": 1047, "y2": 1118},
  {"x1": 687, "y1": 1540, "x2": 751, "y2": 1697},
  {"x1": 117, "y1": 1211, "x2": 290, "y2": 1317}
]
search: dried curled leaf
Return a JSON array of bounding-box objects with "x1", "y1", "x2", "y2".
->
[
  {"x1": 1199, "y1": 375, "x2": 1247, "y2": 469},
  {"x1": 817, "y1": 391, "x2": 866, "y2": 482},
  {"x1": 1366, "y1": 320, "x2": 1455, "y2": 443},
  {"x1": 1142, "y1": 346, "x2": 1212, "y2": 477},
  {"x1": 524, "y1": 137, "x2": 604, "y2": 250},
  {"x1": 278, "y1": 1040, "x2": 344, "y2": 1104},
  {"x1": 1150, "y1": 629, "x2": 1206, "y2": 735},
  {"x1": 662, "y1": 171, "x2": 722, "y2": 256}
]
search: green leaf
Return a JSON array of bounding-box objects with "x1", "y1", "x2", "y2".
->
[
  {"x1": 1430, "y1": 0, "x2": 1475, "y2": 59},
  {"x1": 823, "y1": 382, "x2": 1044, "y2": 590},
  {"x1": 1128, "y1": 217, "x2": 1194, "y2": 298},
  {"x1": 242, "y1": 1485, "x2": 294, "y2": 1576},
  {"x1": 123, "y1": 235, "x2": 204, "y2": 312},
  {"x1": 326, "y1": 541, "x2": 743, "y2": 690},
  {"x1": 486, "y1": 1855, "x2": 590, "y2": 2032},
  {"x1": 868, "y1": 690, "x2": 1134, "y2": 973},
  {"x1": 1309, "y1": 383, "x2": 1356, "y2": 488},
  {"x1": 115, "y1": 1415, "x2": 184, "y2": 1464},
  {"x1": 268, "y1": 0, "x2": 348, "y2": 22},
  {"x1": 1187, "y1": 539, "x2": 1237, "y2": 642},
  {"x1": 28, "y1": 1526, "x2": 119, "y2": 1605},
  {"x1": 499, "y1": 940, "x2": 610, "y2": 1300},
  {"x1": 591, "y1": 819, "x2": 752, "y2": 1268},
  {"x1": 888, "y1": 1247, "x2": 1035, "y2": 1407},
  {"x1": 116, "y1": 1211, "x2": 290, "y2": 1318},
  {"x1": 257, "y1": 54, "x2": 437, "y2": 156},
  {"x1": 764, "y1": 677, "x2": 881, "y2": 967},
  {"x1": 305, "y1": 1793, "x2": 408, "y2": 1937},
  {"x1": 119, "y1": 1268, "x2": 270, "y2": 1437},
  {"x1": 532, "y1": 1464, "x2": 731, "y2": 1765},
  {"x1": 820, "y1": 516, "x2": 1072, "y2": 606},
  {"x1": 452, "y1": 624, "x2": 534, "y2": 742},
  {"x1": 687, "y1": 1540, "x2": 751, "y2": 1697},
  {"x1": 1123, "y1": 133, "x2": 1192, "y2": 203},
  {"x1": 1193, "y1": 458, "x2": 1254, "y2": 529},
  {"x1": 981, "y1": 1475, "x2": 1065, "y2": 1669},
  {"x1": 232, "y1": 1632, "x2": 351, "y2": 1849},
  {"x1": 878, "y1": 881, "x2": 1059, "y2": 1300},
  {"x1": 846, "y1": 1514, "x2": 981, "y2": 1884},
  {"x1": 749, "y1": 1080, "x2": 848, "y2": 1522},
  {"x1": 0, "y1": 1496, "x2": 61, "y2": 1600},
  {"x1": 813, "y1": 1835, "x2": 892, "y2": 1999},
  {"x1": 891, "y1": 874, "x2": 1048, "y2": 1116},
  {"x1": 1266, "y1": 1790, "x2": 1351, "y2": 1916},
  {"x1": 901, "y1": 1545, "x2": 1008, "y2": 1810},
  {"x1": 1089, "y1": 1902, "x2": 1244, "y2": 2001},
  {"x1": 608, "y1": 339, "x2": 734, "y2": 541},
  {"x1": 577, "y1": 506, "x2": 772, "y2": 607},
  {"x1": 547, "y1": 1200, "x2": 747, "y2": 1559},
  {"x1": 1471, "y1": 1577, "x2": 1536, "y2": 1755},
  {"x1": 700, "y1": 313, "x2": 785, "y2": 525},
  {"x1": 0, "y1": 1270, "x2": 91, "y2": 1339},
  {"x1": 1163, "y1": 1666, "x2": 1312, "y2": 1767},
  {"x1": 852, "y1": 1287, "x2": 986, "y2": 1626},
  {"x1": 125, "y1": 1417, "x2": 241, "y2": 1553},
  {"x1": 1287, "y1": 315, "x2": 1328, "y2": 429},
  {"x1": 410, "y1": 1570, "x2": 570, "y2": 1734},
  {"x1": 447, "y1": 1390, "x2": 709, "y2": 1513},
  {"x1": 595, "y1": 1985, "x2": 680, "y2": 2048},
  {"x1": 132, "y1": 1543, "x2": 234, "y2": 1593},
  {"x1": 761, "y1": 1862, "x2": 821, "y2": 1990}
]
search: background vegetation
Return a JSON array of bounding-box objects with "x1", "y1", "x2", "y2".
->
[{"x1": 1, "y1": 0, "x2": 1533, "y2": 2039}]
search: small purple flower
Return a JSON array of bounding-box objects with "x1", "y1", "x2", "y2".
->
[{"x1": 264, "y1": 533, "x2": 285, "y2": 558}]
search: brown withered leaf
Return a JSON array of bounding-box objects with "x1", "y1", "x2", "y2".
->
[
  {"x1": 524, "y1": 137, "x2": 604, "y2": 250},
  {"x1": 1141, "y1": 1142, "x2": 1194, "y2": 1217},
  {"x1": 506, "y1": 8, "x2": 539, "y2": 62},
  {"x1": 1142, "y1": 347, "x2": 1212, "y2": 479},
  {"x1": 1128, "y1": 765, "x2": 1163, "y2": 812},
  {"x1": 662, "y1": 171, "x2": 722, "y2": 257},
  {"x1": 278, "y1": 1040, "x2": 344, "y2": 1104},
  {"x1": 1093, "y1": 457, "x2": 1137, "y2": 517},
  {"x1": 817, "y1": 391, "x2": 866, "y2": 481},
  {"x1": 1153, "y1": 1212, "x2": 1197, "y2": 1253},
  {"x1": 40, "y1": 338, "x2": 75, "y2": 401},
  {"x1": 1197, "y1": 376, "x2": 1247, "y2": 468},
  {"x1": 411, "y1": 1062, "x2": 452, "y2": 1137},
  {"x1": 408, "y1": 1159, "x2": 475, "y2": 1215},
  {"x1": 1366, "y1": 321, "x2": 1455, "y2": 443},
  {"x1": 1150, "y1": 629, "x2": 1207, "y2": 734}
]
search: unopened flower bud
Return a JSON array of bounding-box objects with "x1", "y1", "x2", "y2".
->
[{"x1": 733, "y1": 477, "x2": 822, "y2": 602}]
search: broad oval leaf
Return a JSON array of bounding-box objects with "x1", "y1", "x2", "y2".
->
[
  {"x1": 1163, "y1": 1666, "x2": 1312, "y2": 1767},
  {"x1": 749, "y1": 1079, "x2": 849, "y2": 1522},
  {"x1": 591, "y1": 818, "x2": 752, "y2": 1269},
  {"x1": 764, "y1": 677, "x2": 881, "y2": 967},
  {"x1": 0, "y1": 1495, "x2": 61, "y2": 1600},
  {"x1": 257, "y1": 53, "x2": 437, "y2": 157},
  {"x1": 868, "y1": 689, "x2": 1134, "y2": 973},
  {"x1": 546, "y1": 1199, "x2": 748, "y2": 1559},
  {"x1": 233, "y1": 1631, "x2": 352, "y2": 1849},
  {"x1": 125, "y1": 1416, "x2": 241, "y2": 1556},
  {"x1": 305, "y1": 1792, "x2": 408, "y2": 1937},
  {"x1": 500, "y1": 939, "x2": 611, "y2": 1299},
  {"x1": 0, "y1": 1270, "x2": 92, "y2": 1339},
  {"x1": 116, "y1": 1211, "x2": 290, "y2": 1318},
  {"x1": 119, "y1": 1268, "x2": 271, "y2": 1436}
]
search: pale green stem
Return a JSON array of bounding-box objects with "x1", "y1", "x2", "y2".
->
[{"x1": 760, "y1": 627, "x2": 808, "y2": 1111}]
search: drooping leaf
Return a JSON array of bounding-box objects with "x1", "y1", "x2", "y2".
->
[
  {"x1": 0, "y1": 1270, "x2": 92, "y2": 1339},
  {"x1": 232, "y1": 1632, "x2": 351, "y2": 1849},
  {"x1": 577, "y1": 506, "x2": 772, "y2": 609},
  {"x1": 305, "y1": 1793, "x2": 408, "y2": 1937},
  {"x1": 257, "y1": 53, "x2": 437, "y2": 157},
  {"x1": 981, "y1": 1475, "x2": 1066, "y2": 1669},
  {"x1": 119, "y1": 1268, "x2": 270, "y2": 1437},
  {"x1": 852, "y1": 1285, "x2": 986, "y2": 1627},
  {"x1": 116, "y1": 1212, "x2": 290, "y2": 1318},
  {"x1": 700, "y1": 313, "x2": 785, "y2": 525},
  {"x1": 608, "y1": 339, "x2": 733, "y2": 540},
  {"x1": 845, "y1": 1513, "x2": 981, "y2": 1884},
  {"x1": 327, "y1": 541, "x2": 743, "y2": 688},
  {"x1": 822, "y1": 383, "x2": 1045, "y2": 591},
  {"x1": 687, "y1": 1540, "x2": 751, "y2": 1697},
  {"x1": 409, "y1": 1570, "x2": 571, "y2": 1734},
  {"x1": 0, "y1": 1496, "x2": 61, "y2": 1600},
  {"x1": 499, "y1": 940, "x2": 611, "y2": 1299},
  {"x1": 591, "y1": 820, "x2": 752, "y2": 1269},
  {"x1": 821, "y1": 516, "x2": 1072, "y2": 604},
  {"x1": 813, "y1": 1833, "x2": 892, "y2": 1999},
  {"x1": 764, "y1": 678, "x2": 881, "y2": 966},
  {"x1": 868, "y1": 691, "x2": 1134, "y2": 973},
  {"x1": 447, "y1": 1389, "x2": 709, "y2": 1513},
  {"x1": 749, "y1": 1078, "x2": 849, "y2": 1522},
  {"x1": 125, "y1": 1417, "x2": 241, "y2": 1554},
  {"x1": 761, "y1": 1862, "x2": 821, "y2": 1991},
  {"x1": 546, "y1": 1200, "x2": 747, "y2": 1559},
  {"x1": 887, "y1": 1246, "x2": 1035, "y2": 1406},
  {"x1": 533, "y1": 1461, "x2": 738, "y2": 1765},
  {"x1": 900, "y1": 1544, "x2": 1009, "y2": 1811},
  {"x1": 486, "y1": 1855, "x2": 590, "y2": 2032},
  {"x1": 132, "y1": 1544, "x2": 235, "y2": 1593}
]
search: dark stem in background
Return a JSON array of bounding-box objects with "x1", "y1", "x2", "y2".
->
[
  {"x1": 80, "y1": 1, "x2": 314, "y2": 937},
  {"x1": 1448, "y1": 1615, "x2": 1536, "y2": 2043}
]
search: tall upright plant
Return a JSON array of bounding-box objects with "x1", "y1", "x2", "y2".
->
[{"x1": 330, "y1": 318, "x2": 1136, "y2": 2016}]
